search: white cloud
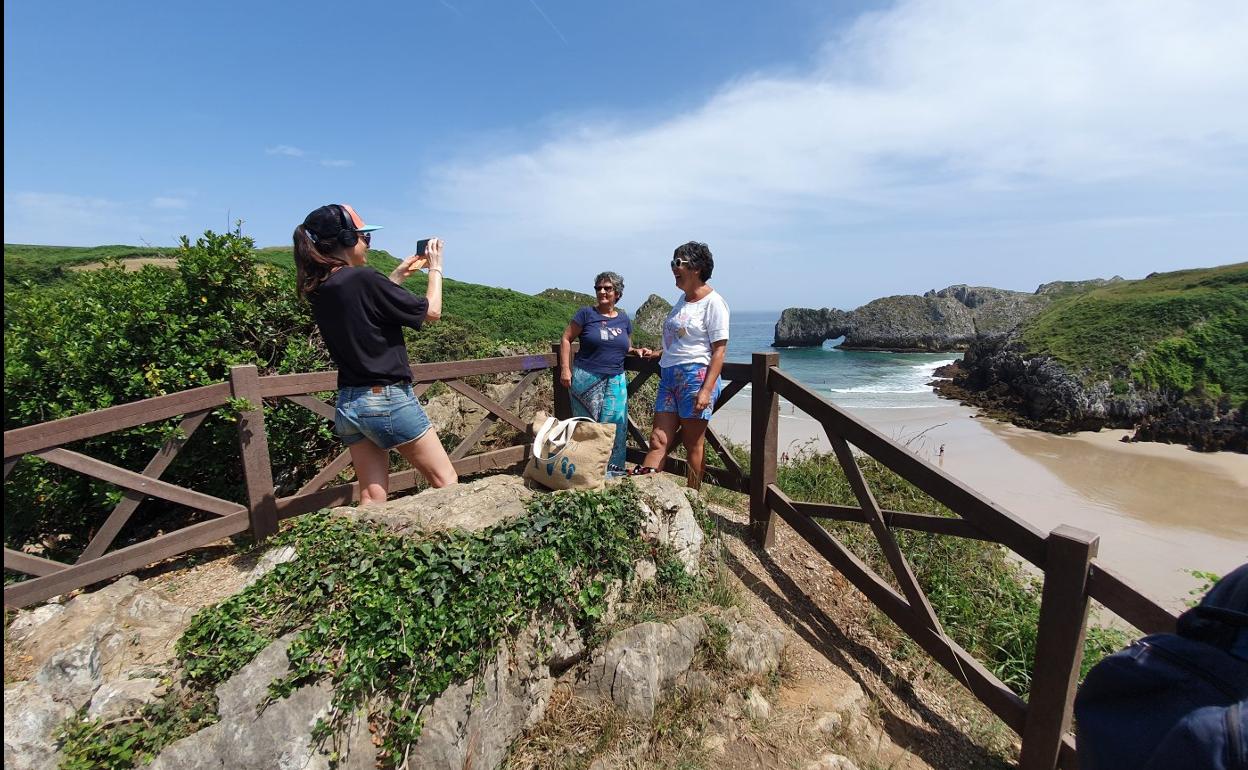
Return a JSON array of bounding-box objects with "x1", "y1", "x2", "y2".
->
[
  {"x1": 265, "y1": 144, "x2": 306, "y2": 157},
  {"x1": 150, "y1": 196, "x2": 189, "y2": 210},
  {"x1": 5, "y1": 192, "x2": 181, "y2": 245},
  {"x1": 428, "y1": 0, "x2": 1248, "y2": 240},
  {"x1": 320, "y1": 159, "x2": 355, "y2": 168}
]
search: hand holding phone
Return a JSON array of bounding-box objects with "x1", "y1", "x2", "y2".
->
[{"x1": 415, "y1": 238, "x2": 432, "y2": 257}]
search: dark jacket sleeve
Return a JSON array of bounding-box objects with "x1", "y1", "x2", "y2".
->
[{"x1": 362, "y1": 270, "x2": 429, "y2": 329}]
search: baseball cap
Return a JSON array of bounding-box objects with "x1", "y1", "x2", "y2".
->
[{"x1": 302, "y1": 203, "x2": 383, "y2": 242}]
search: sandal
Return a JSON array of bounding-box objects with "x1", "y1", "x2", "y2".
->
[{"x1": 628, "y1": 465, "x2": 659, "y2": 476}]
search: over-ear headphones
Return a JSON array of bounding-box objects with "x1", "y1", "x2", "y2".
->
[{"x1": 335, "y1": 204, "x2": 359, "y2": 247}]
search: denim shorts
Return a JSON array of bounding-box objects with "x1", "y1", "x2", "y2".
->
[
  {"x1": 334, "y1": 383, "x2": 432, "y2": 449},
  {"x1": 655, "y1": 363, "x2": 722, "y2": 420}
]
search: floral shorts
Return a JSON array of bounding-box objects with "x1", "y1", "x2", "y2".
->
[
  {"x1": 655, "y1": 363, "x2": 721, "y2": 421},
  {"x1": 334, "y1": 383, "x2": 432, "y2": 449}
]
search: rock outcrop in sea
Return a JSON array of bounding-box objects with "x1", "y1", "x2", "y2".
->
[{"x1": 774, "y1": 284, "x2": 1050, "y2": 351}]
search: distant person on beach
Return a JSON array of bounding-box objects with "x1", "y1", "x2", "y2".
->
[
  {"x1": 559, "y1": 271, "x2": 636, "y2": 477},
  {"x1": 632, "y1": 242, "x2": 729, "y2": 490},
  {"x1": 293, "y1": 204, "x2": 457, "y2": 503},
  {"x1": 939, "y1": 444, "x2": 945, "y2": 457}
]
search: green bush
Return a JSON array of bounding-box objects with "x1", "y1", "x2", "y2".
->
[{"x1": 3, "y1": 230, "x2": 334, "y2": 558}]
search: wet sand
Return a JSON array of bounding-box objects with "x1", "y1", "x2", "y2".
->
[{"x1": 710, "y1": 395, "x2": 1248, "y2": 613}]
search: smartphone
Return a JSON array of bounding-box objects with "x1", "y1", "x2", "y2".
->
[{"x1": 415, "y1": 238, "x2": 432, "y2": 257}]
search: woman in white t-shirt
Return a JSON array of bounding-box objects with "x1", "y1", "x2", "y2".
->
[{"x1": 631, "y1": 242, "x2": 729, "y2": 489}]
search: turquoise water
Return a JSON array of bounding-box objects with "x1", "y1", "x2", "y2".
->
[{"x1": 725, "y1": 310, "x2": 957, "y2": 409}]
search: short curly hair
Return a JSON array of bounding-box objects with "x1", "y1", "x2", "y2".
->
[
  {"x1": 594, "y1": 271, "x2": 624, "y2": 299},
  {"x1": 673, "y1": 241, "x2": 713, "y2": 281}
]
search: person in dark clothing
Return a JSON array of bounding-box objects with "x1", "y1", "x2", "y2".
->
[{"x1": 293, "y1": 203, "x2": 457, "y2": 502}]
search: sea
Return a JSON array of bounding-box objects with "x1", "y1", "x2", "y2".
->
[{"x1": 724, "y1": 310, "x2": 957, "y2": 410}]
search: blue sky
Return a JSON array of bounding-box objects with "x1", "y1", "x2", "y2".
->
[{"x1": 5, "y1": 0, "x2": 1247, "y2": 312}]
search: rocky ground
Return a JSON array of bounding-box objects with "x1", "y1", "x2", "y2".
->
[{"x1": 5, "y1": 475, "x2": 1016, "y2": 770}]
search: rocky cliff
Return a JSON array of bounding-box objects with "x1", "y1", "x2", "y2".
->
[
  {"x1": 774, "y1": 284, "x2": 1049, "y2": 351},
  {"x1": 934, "y1": 332, "x2": 1246, "y2": 451},
  {"x1": 634, "y1": 293, "x2": 673, "y2": 337}
]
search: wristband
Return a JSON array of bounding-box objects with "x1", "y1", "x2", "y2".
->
[{"x1": 427, "y1": 268, "x2": 443, "y2": 276}]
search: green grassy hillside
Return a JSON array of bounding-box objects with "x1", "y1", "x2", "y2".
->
[
  {"x1": 1019, "y1": 262, "x2": 1248, "y2": 402},
  {"x1": 6, "y1": 243, "x2": 583, "y2": 347}
]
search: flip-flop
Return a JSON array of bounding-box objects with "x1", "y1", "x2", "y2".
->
[{"x1": 628, "y1": 465, "x2": 659, "y2": 476}]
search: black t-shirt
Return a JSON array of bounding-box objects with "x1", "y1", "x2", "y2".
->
[{"x1": 308, "y1": 267, "x2": 429, "y2": 387}]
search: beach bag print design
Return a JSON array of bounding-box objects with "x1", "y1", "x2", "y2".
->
[{"x1": 524, "y1": 414, "x2": 616, "y2": 491}]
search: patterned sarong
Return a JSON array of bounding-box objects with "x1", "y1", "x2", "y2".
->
[{"x1": 570, "y1": 366, "x2": 629, "y2": 475}]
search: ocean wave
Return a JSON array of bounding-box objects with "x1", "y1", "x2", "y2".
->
[{"x1": 829, "y1": 385, "x2": 931, "y2": 394}]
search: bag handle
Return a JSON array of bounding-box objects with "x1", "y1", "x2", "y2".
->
[{"x1": 532, "y1": 416, "x2": 594, "y2": 461}]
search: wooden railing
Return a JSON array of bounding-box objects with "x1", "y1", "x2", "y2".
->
[
  {"x1": 3, "y1": 352, "x2": 558, "y2": 608},
  {"x1": 3, "y1": 350, "x2": 1178, "y2": 769},
  {"x1": 744, "y1": 352, "x2": 1179, "y2": 770}
]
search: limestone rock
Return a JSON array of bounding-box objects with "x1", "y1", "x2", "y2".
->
[
  {"x1": 13, "y1": 576, "x2": 193, "y2": 679},
  {"x1": 717, "y1": 608, "x2": 786, "y2": 675},
  {"x1": 86, "y1": 676, "x2": 164, "y2": 721},
  {"x1": 243, "y1": 545, "x2": 298, "y2": 588},
  {"x1": 3, "y1": 680, "x2": 73, "y2": 770},
  {"x1": 405, "y1": 619, "x2": 583, "y2": 770},
  {"x1": 742, "y1": 686, "x2": 771, "y2": 721},
  {"x1": 634, "y1": 294, "x2": 673, "y2": 337},
  {"x1": 577, "y1": 614, "x2": 707, "y2": 720},
  {"x1": 332, "y1": 474, "x2": 534, "y2": 535},
  {"x1": 773, "y1": 308, "x2": 852, "y2": 347},
  {"x1": 6, "y1": 604, "x2": 66, "y2": 645},
  {"x1": 805, "y1": 753, "x2": 861, "y2": 770},
  {"x1": 629, "y1": 476, "x2": 704, "y2": 573},
  {"x1": 34, "y1": 635, "x2": 102, "y2": 709}
]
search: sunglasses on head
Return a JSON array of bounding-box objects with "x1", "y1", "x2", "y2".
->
[{"x1": 670, "y1": 257, "x2": 694, "y2": 268}]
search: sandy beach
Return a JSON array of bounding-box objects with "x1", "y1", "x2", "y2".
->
[{"x1": 710, "y1": 394, "x2": 1248, "y2": 613}]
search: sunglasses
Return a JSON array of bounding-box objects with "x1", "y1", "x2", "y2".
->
[
  {"x1": 594, "y1": 285, "x2": 616, "y2": 293},
  {"x1": 358, "y1": 231, "x2": 372, "y2": 246},
  {"x1": 670, "y1": 257, "x2": 694, "y2": 268}
]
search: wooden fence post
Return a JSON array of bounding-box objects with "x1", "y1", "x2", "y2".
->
[
  {"x1": 749, "y1": 352, "x2": 779, "y2": 549},
  {"x1": 229, "y1": 365, "x2": 278, "y2": 541},
  {"x1": 1019, "y1": 525, "x2": 1099, "y2": 770},
  {"x1": 551, "y1": 343, "x2": 572, "y2": 419}
]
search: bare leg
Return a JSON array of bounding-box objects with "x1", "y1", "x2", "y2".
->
[
  {"x1": 642, "y1": 412, "x2": 679, "y2": 470},
  {"x1": 680, "y1": 418, "x2": 709, "y2": 490},
  {"x1": 349, "y1": 440, "x2": 391, "y2": 505},
  {"x1": 395, "y1": 429, "x2": 458, "y2": 488}
]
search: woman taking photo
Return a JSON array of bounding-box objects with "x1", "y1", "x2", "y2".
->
[
  {"x1": 632, "y1": 242, "x2": 729, "y2": 490},
  {"x1": 558, "y1": 271, "x2": 635, "y2": 478},
  {"x1": 293, "y1": 203, "x2": 457, "y2": 503}
]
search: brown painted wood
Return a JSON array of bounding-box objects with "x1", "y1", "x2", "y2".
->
[
  {"x1": 4, "y1": 511, "x2": 251, "y2": 609},
  {"x1": 443, "y1": 379, "x2": 530, "y2": 433},
  {"x1": 625, "y1": 414, "x2": 650, "y2": 449},
  {"x1": 284, "y1": 394, "x2": 336, "y2": 422},
  {"x1": 1020, "y1": 526, "x2": 1099, "y2": 770},
  {"x1": 793, "y1": 501, "x2": 995, "y2": 541},
  {"x1": 3, "y1": 457, "x2": 17, "y2": 480},
  {"x1": 826, "y1": 432, "x2": 944, "y2": 636},
  {"x1": 1087, "y1": 563, "x2": 1178, "y2": 634},
  {"x1": 769, "y1": 369, "x2": 1048, "y2": 566},
  {"x1": 767, "y1": 484, "x2": 1028, "y2": 731},
  {"x1": 4, "y1": 382, "x2": 231, "y2": 459},
  {"x1": 452, "y1": 443, "x2": 527, "y2": 477},
  {"x1": 257, "y1": 372, "x2": 338, "y2": 398},
  {"x1": 702, "y1": 424, "x2": 745, "y2": 487},
  {"x1": 33, "y1": 447, "x2": 245, "y2": 517},
  {"x1": 295, "y1": 449, "x2": 354, "y2": 496},
  {"x1": 77, "y1": 410, "x2": 212, "y2": 563},
  {"x1": 625, "y1": 369, "x2": 654, "y2": 396},
  {"x1": 4, "y1": 549, "x2": 68, "y2": 577},
  {"x1": 750, "y1": 352, "x2": 780, "y2": 548},
  {"x1": 450, "y1": 370, "x2": 543, "y2": 461},
  {"x1": 551, "y1": 344, "x2": 573, "y2": 419},
  {"x1": 230, "y1": 365, "x2": 278, "y2": 541}
]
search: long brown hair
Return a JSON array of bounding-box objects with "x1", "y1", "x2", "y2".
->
[{"x1": 293, "y1": 224, "x2": 349, "y2": 299}]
